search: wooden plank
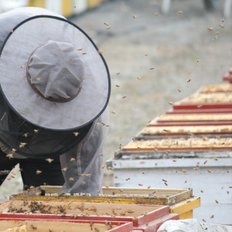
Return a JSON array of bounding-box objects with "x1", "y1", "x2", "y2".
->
[
  {"x1": 0, "y1": 200, "x2": 169, "y2": 227},
  {"x1": 170, "y1": 197, "x2": 200, "y2": 215},
  {"x1": 148, "y1": 120, "x2": 232, "y2": 127},
  {"x1": 198, "y1": 83, "x2": 232, "y2": 93},
  {"x1": 156, "y1": 113, "x2": 232, "y2": 122},
  {"x1": 122, "y1": 137, "x2": 232, "y2": 152},
  {"x1": 0, "y1": 214, "x2": 132, "y2": 226},
  {"x1": 102, "y1": 187, "x2": 192, "y2": 205},
  {"x1": 102, "y1": 187, "x2": 191, "y2": 196},
  {"x1": 139, "y1": 125, "x2": 232, "y2": 136},
  {"x1": 177, "y1": 93, "x2": 232, "y2": 104},
  {"x1": 0, "y1": 220, "x2": 131, "y2": 232}
]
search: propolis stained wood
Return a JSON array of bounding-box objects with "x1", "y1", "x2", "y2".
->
[
  {"x1": 122, "y1": 137, "x2": 232, "y2": 152},
  {"x1": 13, "y1": 186, "x2": 192, "y2": 206},
  {"x1": 176, "y1": 93, "x2": 232, "y2": 104},
  {"x1": 148, "y1": 114, "x2": 232, "y2": 127},
  {"x1": 102, "y1": 187, "x2": 192, "y2": 200},
  {"x1": 0, "y1": 200, "x2": 169, "y2": 227},
  {"x1": 139, "y1": 125, "x2": 232, "y2": 137},
  {"x1": 155, "y1": 113, "x2": 232, "y2": 122},
  {"x1": 198, "y1": 83, "x2": 232, "y2": 93},
  {"x1": 101, "y1": 187, "x2": 192, "y2": 206}
]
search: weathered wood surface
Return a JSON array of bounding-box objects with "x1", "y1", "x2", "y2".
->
[
  {"x1": 198, "y1": 83, "x2": 232, "y2": 93},
  {"x1": 122, "y1": 137, "x2": 232, "y2": 152},
  {"x1": 102, "y1": 187, "x2": 192, "y2": 205},
  {"x1": 102, "y1": 187, "x2": 191, "y2": 196},
  {"x1": 139, "y1": 125, "x2": 232, "y2": 136},
  {"x1": 177, "y1": 93, "x2": 232, "y2": 104},
  {"x1": 0, "y1": 220, "x2": 123, "y2": 232},
  {"x1": 155, "y1": 113, "x2": 232, "y2": 122}
]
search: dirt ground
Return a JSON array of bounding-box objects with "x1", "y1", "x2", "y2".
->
[{"x1": 1, "y1": 0, "x2": 232, "y2": 199}]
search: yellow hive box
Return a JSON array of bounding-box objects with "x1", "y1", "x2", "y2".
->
[
  {"x1": 12, "y1": 186, "x2": 200, "y2": 219},
  {"x1": 27, "y1": 0, "x2": 73, "y2": 17},
  {"x1": 88, "y1": 0, "x2": 103, "y2": 8}
]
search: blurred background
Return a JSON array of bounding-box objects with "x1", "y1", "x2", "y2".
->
[{"x1": 0, "y1": 0, "x2": 232, "y2": 196}]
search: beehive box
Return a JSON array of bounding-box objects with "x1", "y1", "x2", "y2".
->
[
  {"x1": 110, "y1": 144, "x2": 232, "y2": 224},
  {"x1": 13, "y1": 186, "x2": 197, "y2": 221},
  {"x1": 0, "y1": 199, "x2": 179, "y2": 231},
  {"x1": 109, "y1": 77, "x2": 232, "y2": 224},
  {"x1": 174, "y1": 74, "x2": 232, "y2": 110},
  {"x1": 0, "y1": 213, "x2": 178, "y2": 232},
  {"x1": 0, "y1": 200, "x2": 171, "y2": 227}
]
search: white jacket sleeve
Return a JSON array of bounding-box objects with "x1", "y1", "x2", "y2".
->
[{"x1": 59, "y1": 110, "x2": 108, "y2": 195}]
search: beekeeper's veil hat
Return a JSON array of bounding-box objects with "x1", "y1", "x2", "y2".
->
[{"x1": 0, "y1": 7, "x2": 110, "y2": 131}]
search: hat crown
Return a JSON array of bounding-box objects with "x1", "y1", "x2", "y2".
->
[{"x1": 27, "y1": 40, "x2": 84, "y2": 102}]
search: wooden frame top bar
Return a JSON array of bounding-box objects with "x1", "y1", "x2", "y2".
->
[
  {"x1": 122, "y1": 137, "x2": 232, "y2": 152},
  {"x1": 140, "y1": 125, "x2": 232, "y2": 136},
  {"x1": 198, "y1": 83, "x2": 232, "y2": 93},
  {"x1": 154, "y1": 113, "x2": 232, "y2": 122}
]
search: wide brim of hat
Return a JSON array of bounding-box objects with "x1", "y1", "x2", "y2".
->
[{"x1": 0, "y1": 16, "x2": 110, "y2": 131}]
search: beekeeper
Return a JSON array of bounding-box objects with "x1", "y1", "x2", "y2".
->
[{"x1": 0, "y1": 8, "x2": 110, "y2": 195}]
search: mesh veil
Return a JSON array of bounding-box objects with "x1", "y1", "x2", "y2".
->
[{"x1": 0, "y1": 90, "x2": 92, "y2": 159}]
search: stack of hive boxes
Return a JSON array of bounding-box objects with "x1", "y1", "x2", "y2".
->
[
  {"x1": 110, "y1": 69, "x2": 232, "y2": 224},
  {"x1": 0, "y1": 186, "x2": 182, "y2": 232}
]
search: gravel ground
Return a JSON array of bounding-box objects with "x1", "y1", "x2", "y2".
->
[{"x1": 1, "y1": 0, "x2": 232, "y2": 198}]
